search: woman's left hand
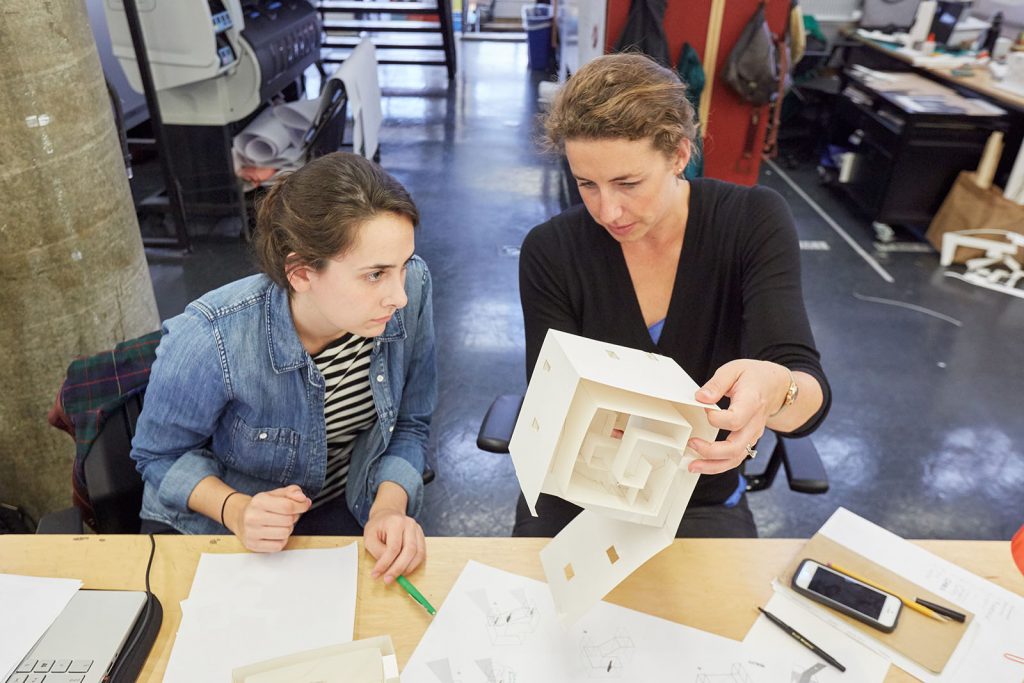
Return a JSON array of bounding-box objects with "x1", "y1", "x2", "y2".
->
[
  {"x1": 363, "y1": 482, "x2": 426, "y2": 583},
  {"x1": 686, "y1": 359, "x2": 789, "y2": 475}
]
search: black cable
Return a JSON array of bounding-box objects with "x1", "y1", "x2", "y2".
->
[{"x1": 106, "y1": 533, "x2": 157, "y2": 682}]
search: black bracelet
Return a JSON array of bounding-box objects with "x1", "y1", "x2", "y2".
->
[{"x1": 220, "y1": 491, "x2": 242, "y2": 528}]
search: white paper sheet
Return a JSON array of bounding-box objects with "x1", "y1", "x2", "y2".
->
[
  {"x1": 403, "y1": 561, "x2": 787, "y2": 682},
  {"x1": 0, "y1": 574, "x2": 81, "y2": 679},
  {"x1": 163, "y1": 544, "x2": 358, "y2": 683},
  {"x1": 328, "y1": 39, "x2": 381, "y2": 159},
  {"x1": 744, "y1": 590, "x2": 891, "y2": 682},
  {"x1": 795, "y1": 507, "x2": 1024, "y2": 682}
]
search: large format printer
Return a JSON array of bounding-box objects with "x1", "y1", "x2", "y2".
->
[{"x1": 104, "y1": 0, "x2": 322, "y2": 217}]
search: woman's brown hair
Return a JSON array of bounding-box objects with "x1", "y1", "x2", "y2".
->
[
  {"x1": 543, "y1": 53, "x2": 698, "y2": 157},
  {"x1": 253, "y1": 151, "x2": 419, "y2": 290}
]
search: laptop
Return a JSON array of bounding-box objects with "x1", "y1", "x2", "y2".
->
[{"x1": 6, "y1": 590, "x2": 148, "y2": 683}]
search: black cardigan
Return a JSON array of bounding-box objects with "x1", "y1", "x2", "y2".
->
[{"x1": 519, "y1": 177, "x2": 831, "y2": 506}]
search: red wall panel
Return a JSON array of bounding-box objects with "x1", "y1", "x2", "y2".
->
[{"x1": 605, "y1": 0, "x2": 790, "y2": 185}]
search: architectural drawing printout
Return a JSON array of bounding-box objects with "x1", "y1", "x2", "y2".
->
[{"x1": 403, "y1": 561, "x2": 786, "y2": 683}]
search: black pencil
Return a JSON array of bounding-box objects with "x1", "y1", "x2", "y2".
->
[
  {"x1": 914, "y1": 598, "x2": 966, "y2": 623},
  {"x1": 757, "y1": 606, "x2": 847, "y2": 672}
]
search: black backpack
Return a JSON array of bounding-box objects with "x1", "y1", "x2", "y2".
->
[{"x1": 722, "y1": 4, "x2": 780, "y2": 107}]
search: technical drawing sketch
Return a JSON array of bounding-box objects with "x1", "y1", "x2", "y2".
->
[
  {"x1": 423, "y1": 657, "x2": 517, "y2": 683},
  {"x1": 579, "y1": 628, "x2": 635, "y2": 678},
  {"x1": 792, "y1": 662, "x2": 827, "y2": 683},
  {"x1": 403, "y1": 562, "x2": 786, "y2": 683},
  {"x1": 509, "y1": 330, "x2": 719, "y2": 624},
  {"x1": 694, "y1": 662, "x2": 754, "y2": 683},
  {"x1": 425, "y1": 658, "x2": 459, "y2": 683},
  {"x1": 474, "y1": 658, "x2": 517, "y2": 683},
  {"x1": 467, "y1": 586, "x2": 540, "y2": 645}
]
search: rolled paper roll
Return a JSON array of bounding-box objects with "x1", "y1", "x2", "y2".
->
[{"x1": 975, "y1": 130, "x2": 1004, "y2": 190}]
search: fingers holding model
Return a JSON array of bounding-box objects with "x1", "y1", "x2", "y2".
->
[{"x1": 686, "y1": 359, "x2": 795, "y2": 475}]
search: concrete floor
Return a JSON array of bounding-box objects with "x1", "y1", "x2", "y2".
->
[{"x1": 145, "y1": 40, "x2": 1024, "y2": 541}]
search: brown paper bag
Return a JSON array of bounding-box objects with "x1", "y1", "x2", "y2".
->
[{"x1": 926, "y1": 171, "x2": 1024, "y2": 264}]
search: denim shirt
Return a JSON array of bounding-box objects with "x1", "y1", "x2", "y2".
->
[{"x1": 131, "y1": 257, "x2": 436, "y2": 534}]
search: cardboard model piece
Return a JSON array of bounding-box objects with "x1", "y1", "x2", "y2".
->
[
  {"x1": 510, "y1": 330, "x2": 718, "y2": 624},
  {"x1": 231, "y1": 635, "x2": 400, "y2": 683}
]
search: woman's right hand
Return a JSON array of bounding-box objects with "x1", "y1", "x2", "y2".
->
[{"x1": 225, "y1": 484, "x2": 311, "y2": 553}]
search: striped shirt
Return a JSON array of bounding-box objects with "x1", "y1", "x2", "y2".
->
[{"x1": 310, "y1": 332, "x2": 377, "y2": 508}]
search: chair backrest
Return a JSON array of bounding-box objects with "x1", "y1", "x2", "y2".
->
[
  {"x1": 57, "y1": 333, "x2": 434, "y2": 534},
  {"x1": 80, "y1": 388, "x2": 434, "y2": 532},
  {"x1": 53, "y1": 331, "x2": 160, "y2": 532},
  {"x1": 477, "y1": 393, "x2": 828, "y2": 494},
  {"x1": 84, "y1": 392, "x2": 146, "y2": 534}
]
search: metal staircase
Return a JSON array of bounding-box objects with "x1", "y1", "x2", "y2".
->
[{"x1": 318, "y1": 0, "x2": 457, "y2": 79}]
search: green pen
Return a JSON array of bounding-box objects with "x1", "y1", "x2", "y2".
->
[{"x1": 396, "y1": 575, "x2": 436, "y2": 616}]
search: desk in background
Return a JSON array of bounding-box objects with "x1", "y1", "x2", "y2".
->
[
  {"x1": 2, "y1": 535, "x2": 1022, "y2": 682},
  {"x1": 829, "y1": 68, "x2": 1008, "y2": 225},
  {"x1": 851, "y1": 35, "x2": 1024, "y2": 114},
  {"x1": 848, "y1": 36, "x2": 1024, "y2": 185}
]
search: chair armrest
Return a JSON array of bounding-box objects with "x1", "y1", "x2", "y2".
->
[
  {"x1": 36, "y1": 506, "x2": 84, "y2": 534},
  {"x1": 744, "y1": 432, "x2": 829, "y2": 494},
  {"x1": 779, "y1": 435, "x2": 829, "y2": 494},
  {"x1": 476, "y1": 394, "x2": 524, "y2": 454}
]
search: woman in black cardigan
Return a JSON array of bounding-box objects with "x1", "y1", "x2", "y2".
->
[{"x1": 516, "y1": 53, "x2": 831, "y2": 538}]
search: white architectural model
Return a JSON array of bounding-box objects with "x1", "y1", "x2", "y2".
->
[
  {"x1": 941, "y1": 229, "x2": 1024, "y2": 299},
  {"x1": 510, "y1": 330, "x2": 718, "y2": 624}
]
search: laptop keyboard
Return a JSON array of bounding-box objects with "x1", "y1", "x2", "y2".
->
[{"x1": 6, "y1": 658, "x2": 93, "y2": 683}]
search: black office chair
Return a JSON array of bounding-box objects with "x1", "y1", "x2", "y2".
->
[
  {"x1": 37, "y1": 392, "x2": 437, "y2": 534},
  {"x1": 37, "y1": 394, "x2": 147, "y2": 534},
  {"x1": 477, "y1": 393, "x2": 828, "y2": 494},
  {"x1": 38, "y1": 392, "x2": 436, "y2": 535}
]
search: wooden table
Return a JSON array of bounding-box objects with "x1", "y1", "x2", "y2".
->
[
  {"x1": 2, "y1": 535, "x2": 1022, "y2": 681},
  {"x1": 853, "y1": 34, "x2": 1024, "y2": 113}
]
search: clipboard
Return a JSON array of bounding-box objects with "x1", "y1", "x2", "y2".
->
[{"x1": 781, "y1": 533, "x2": 973, "y2": 674}]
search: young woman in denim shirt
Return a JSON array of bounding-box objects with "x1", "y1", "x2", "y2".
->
[{"x1": 131, "y1": 152, "x2": 436, "y2": 583}]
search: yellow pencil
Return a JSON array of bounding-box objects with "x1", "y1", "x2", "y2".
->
[{"x1": 827, "y1": 563, "x2": 949, "y2": 623}]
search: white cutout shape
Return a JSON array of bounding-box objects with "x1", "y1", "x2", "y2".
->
[{"x1": 510, "y1": 330, "x2": 718, "y2": 624}]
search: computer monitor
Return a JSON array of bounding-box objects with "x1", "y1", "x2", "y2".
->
[
  {"x1": 860, "y1": 0, "x2": 922, "y2": 32},
  {"x1": 930, "y1": 1, "x2": 969, "y2": 44}
]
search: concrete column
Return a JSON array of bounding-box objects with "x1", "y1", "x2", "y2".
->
[{"x1": 0, "y1": 3, "x2": 159, "y2": 520}]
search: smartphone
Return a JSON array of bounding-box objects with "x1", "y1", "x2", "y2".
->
[{"x1": 792, "y1": 559, "x2": 902, "y2": 633}]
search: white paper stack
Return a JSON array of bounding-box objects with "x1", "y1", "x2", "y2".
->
[{"x1": 163, "y1": 544, "x2": 358, "y2": 683}]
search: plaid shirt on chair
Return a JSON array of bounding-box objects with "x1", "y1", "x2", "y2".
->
[{"x1": 47, "y1": 331, "x2": 160, "y2": 528}]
